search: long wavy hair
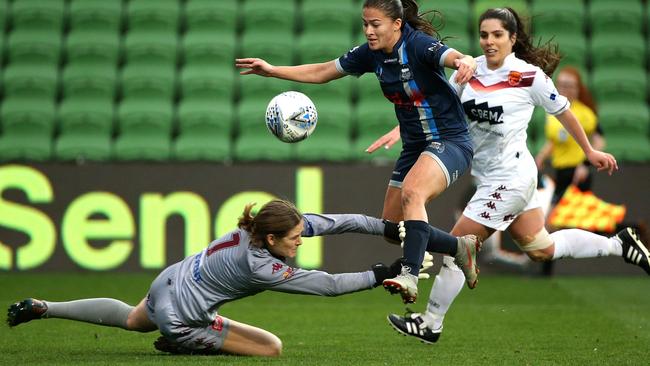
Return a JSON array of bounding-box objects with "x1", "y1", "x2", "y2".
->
[
  {"x1": 479, "y1": 7, "x2": 561, "y2": 75},
  {"x1": 237, "y1": 199, "x2": 302, "y2": 247}
]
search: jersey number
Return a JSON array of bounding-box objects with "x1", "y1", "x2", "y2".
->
[{"x1": 206, "y1": 232, "x2": 241, "y2": 257}]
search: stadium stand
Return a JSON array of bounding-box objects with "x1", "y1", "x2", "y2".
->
[{"x1": 0, "y1": 0, "x2": 647, "y2": 163}]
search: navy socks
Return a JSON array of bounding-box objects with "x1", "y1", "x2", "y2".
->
[{"x1": 402, "y1": 220, "x2": 458, "y2": 276}]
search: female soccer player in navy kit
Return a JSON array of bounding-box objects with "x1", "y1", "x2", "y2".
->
[
  {"x1": 369, "y1": 8, "x2": 647, "y2": 344},
  {"x1": 237, "y1": 0, "x2": 482, "y2": 304},
  {"x1": 7, "y1": 200, "x2": 431, "y2": 356}
]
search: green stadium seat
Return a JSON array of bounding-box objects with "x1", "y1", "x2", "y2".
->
[
  {"x1": 420, "y1": 1, "x2": 471, "y2": 39},
  {"x1": 311, "y1": 100, "x2": 352, "y2": 138},
  {"x1": 238, "y1": 77, "x2": 295, "y2": 104},
  {"x1": 118, "y1": 97, "x2": 174, "y2": 135},
  {"x1": 472, "y1": 0, "x2": 529, "y2": 32},
  {"x1": 114, "y1": 129, "x2": 171, "y2": 161},
  {"x1": 355, "y1": 74, "x2": 385, "y2": 103},
  {"x1": 590, "y1": 34, "x2": 645, "y2": 70},
  {"x1": 598, "y1": 102, "x2": 649, "y2": 134},
  {"x1": 604, "y1": 135, "x2": 650, "y2": 163},
  {"x1": 590, "y1": 67, "x2": 647, "y2": 104},
  {"x1": 174, "y1": 124, "x2": 231, "y2": 162},
  {"x1": 11, "y1": 0, "x2": 64, "y2": 33},
  {"x1": 3, "y1": 64, "x2": 58, "y2": 99},
  {"x1": 120, "y1": 64, "x2": 175, "y2": 100},
  {"x1": 233, "y1": 132, "x2": 293, "y2": 162},
  {"x1": 295, "y1": 75, "x2": 353, "y2": 104},
  {"x1": 182, "y1": 30, "x2": 236, "y2": 67},
  {"x1": 178, "y1": 100, "x2": 233, "y2": 136},
  {"x1": 356, "y1": 99, "x2": 397, "y2": 137},
  {"x1": 181, "y1": 66, "x2": 234, "y2": 100},
  {"x1": 66, "y1": 30, "x2": 121, "y2": 67},
  {"x1": 55, "y1": 131, "x2": 112, "y2": 162},
  {"x1": 553, "y1": 34, "x2": 588, "y2": 72},
  {"x1": 185, "y1": 0, "x2": 238, "y2": 33},
  {"x1": 58, "y1": 96, "x2": 114, "y2": 135},
  {"x1": 7, "y1": 30, "x2": 62, "y2": 65},
  {"x1": 589, "y1": 1, "x2": 643, "y2": 36},
  {"x1": 240, "y1": 30, "x2": 295, "y2": 66},
  {"x1": 241, "y1": 0, "x2": 295, "y2": 34},
  {"x1": 123, "y1": 30, "x2": 178, "y2": 67},
  {"x1": 297, "y1": 34, "x2": 350, "y2": 64},
  {"x1": 69, "y1": 0, "x2": 123, "y2": 33},
  {"x1": 236, "y1": 99, "x2": 272, "y2": 137},
  {"x1": 127, "y1": 0, "x2": 179, "y2": 33},
  {"x1": 295, "y1": 132, "x2": 352, "y2": 162},
  {"x1": 0, "y1": 130, "x2": 52, "y2": 161},
  {"x1": 0, "y1": 0, "x2": 8, "y2": 33},
  {"x1": 300, "y1": 2, "x2": 355, "y2": 35},
  {"x1": 62, "y1": 64, "x2": 116, "y2": 100},
  {"x1": 1, "y1": 97, "x2": 56, "y2": 135},
  {"x1": 531, "y1": 0, "x2": 584, "y2": 35}
]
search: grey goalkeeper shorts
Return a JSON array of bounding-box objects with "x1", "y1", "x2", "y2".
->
[{"x1": 145, "y1": 263, "x2": 231, "y2": 352}]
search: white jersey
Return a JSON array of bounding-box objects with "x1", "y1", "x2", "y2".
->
[{"x1": 450, "y1": 53, "x2": 569, "y2": 183}]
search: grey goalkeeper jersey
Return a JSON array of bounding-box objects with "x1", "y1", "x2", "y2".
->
[{"x1": 172, "y1": 213, "x2": 385, "y2": 325}]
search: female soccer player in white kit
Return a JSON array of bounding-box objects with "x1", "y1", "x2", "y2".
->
[
  {"x1": 7, "y1": 200, "x2": 430, "y2": 356},
  {"x1": 369, "y1": 7, "x2": 648, "y2": 343}
]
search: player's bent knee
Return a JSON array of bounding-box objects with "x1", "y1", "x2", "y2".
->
[{"x1": 513, "y1": 228, "x2": 554, "y2": 262}]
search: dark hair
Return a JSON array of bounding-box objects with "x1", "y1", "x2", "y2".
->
[
  {"x1": 238, "y1": 199, "x2": 302, "y2": 247},
  {"x1": 479, "y1": 7, "x2": 561, "y2": 75},
  {"x1": 363, "y1": 0, "x2": 443, "y2": 39},
  {"x1": 557, "y1": 66, "x2": 597, "y2": 114}
]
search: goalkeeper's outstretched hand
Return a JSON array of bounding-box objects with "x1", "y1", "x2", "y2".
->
[{"x1": 371, "y1": 253, "x2": 434, "y2": 286}]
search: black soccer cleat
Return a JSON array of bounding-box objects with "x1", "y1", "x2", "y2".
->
[
  {"x1": 7, "y1": 298, "x2": 48, "y2": 327},
  {"x1": 618, "y1": 227, "x2": 650, "y2": 275},
  {"x1": 387, "y1": 312, "x2": 441, "y2": 344}
]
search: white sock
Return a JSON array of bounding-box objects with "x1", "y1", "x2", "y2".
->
[
  {"x1": 551, "y1": 229, "x2": 623, "y2": 260},
  {"x1": 422, "y1": 256, "x2": 465, "y2": 330},
  {"x1": 45, "y1": 298, "x2": 134, "y2": 329}
]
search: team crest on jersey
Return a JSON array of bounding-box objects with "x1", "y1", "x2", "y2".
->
[
  {"x1": 508, "y1": 71, "x2": 522, "y2": 86},
  {"x1": 462, "y1": 99, "x2": 504, "y2": 124},
  {"x1": 283, "y1": 267, "x2": 296, "y2": 279}
]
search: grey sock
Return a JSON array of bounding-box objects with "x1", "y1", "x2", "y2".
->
[{"x1": 44, "y1": 298, "x2": 134, "y2": 329}]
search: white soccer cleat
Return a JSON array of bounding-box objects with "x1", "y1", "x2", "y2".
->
[{"x1": 382, "y1": 265, "x2": 419, "y2": 304}]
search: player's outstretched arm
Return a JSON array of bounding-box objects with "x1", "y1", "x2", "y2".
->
[{"x1": 235, "y1": 58, "x2": 344, "y2": 84}]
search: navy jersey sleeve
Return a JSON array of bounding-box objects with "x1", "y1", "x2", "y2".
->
[
  {"x1": 335, "y1": 43, "x2": 374, "y2": 76},
  {"x1": 415, "y1": 36, "x2": 454, "y2": 69}
]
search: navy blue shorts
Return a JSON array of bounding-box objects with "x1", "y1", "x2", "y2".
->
[{"x1": 389, "y1": 139, "x2": 473, "y2": 188}]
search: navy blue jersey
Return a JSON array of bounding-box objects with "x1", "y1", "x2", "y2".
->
[{"x1": 336, "y1": 23, "x2": 470, "y2": 147}]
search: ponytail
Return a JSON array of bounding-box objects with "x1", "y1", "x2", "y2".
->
[
  {"x1": 479, "y1": 7, "x2": 561, "y2": 75},
  {"x1": 237, "y1": 200, "x2": 302, "y2": 247}
]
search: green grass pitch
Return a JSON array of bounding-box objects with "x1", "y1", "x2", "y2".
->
[{"x1": 0, "y1": 273, "x2": 648, "y2": 365}]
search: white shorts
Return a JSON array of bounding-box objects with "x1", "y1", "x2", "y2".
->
[{"x1": 463, "y1": 175, "x2": 540, "y2": 231}]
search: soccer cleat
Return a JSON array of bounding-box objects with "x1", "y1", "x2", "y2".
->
[
  {"x1": 617, "y1": 227, "x2": 650, "y2": 275},
  {"x1": 387, "y1": 312, "x2": 441, "y2": 344},
  {"x1": 382, "y1": 266, "x2": 419, "y2": 304},
  {"x1": 454, "y1": 234, "x2": 482, "y2": 289},
  {"x1": 7, "y1": 298, "x2": 48, "y2": 327}
]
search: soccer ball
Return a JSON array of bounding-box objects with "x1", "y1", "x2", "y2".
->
[{"x1": 265, "y1": 91, "x2": 318, "y2": 143}]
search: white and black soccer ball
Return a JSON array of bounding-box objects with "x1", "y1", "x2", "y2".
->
[{"x1": 265, "y1": 91, "x2": 318, "y2": 143}]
